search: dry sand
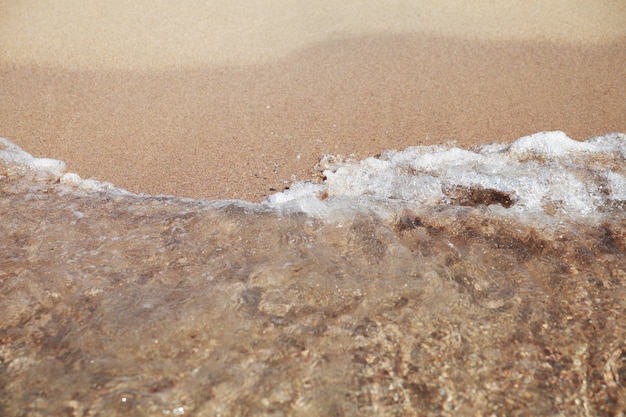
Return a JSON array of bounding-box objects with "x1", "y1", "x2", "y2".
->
[{"x1": 1, "y1": 0, "x2": 625, "y2": 201}]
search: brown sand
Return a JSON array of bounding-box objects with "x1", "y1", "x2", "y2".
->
[{"x1": 1, "y1": 2, "x2": 625, "y2": 201}]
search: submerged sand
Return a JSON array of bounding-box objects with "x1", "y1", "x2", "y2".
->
[{"x1": 1, "y1": 143, "x2": 626, "y2": 415}]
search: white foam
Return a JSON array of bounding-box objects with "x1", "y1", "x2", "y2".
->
[
  {"x1": 59, "y1": 172, "x2": 129, "y2": 194},
  {"x1": 508, "y1": 130, "x2": 598, "y2": 157},
  {"x1": 266, "y1": 131, "x2": 626, "y2": 222},
  {"x1": 0, "y1": 138, "x2": 66, "y2": 178},
  {"x1": 1, "y1": 137, "x2": 129, "y2": 195},
  {"x1": 606, "y1": 171, "x2": 626, "y2": 201}
]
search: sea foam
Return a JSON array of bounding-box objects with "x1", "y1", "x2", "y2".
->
[
  {"x1": 265, "y1": 131, "x2": 626, "y2": 223},
  {"x1": 0, "y1": 137, "x2": 129, "y2": 195}
]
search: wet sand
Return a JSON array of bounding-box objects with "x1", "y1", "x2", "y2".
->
[{"x1": 1, "y1": 2, "x2": 625, "y2": 201}]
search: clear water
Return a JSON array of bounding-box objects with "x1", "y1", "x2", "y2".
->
[{"x1": 1, "y1": 133, "x2": 625, "y2": 416}]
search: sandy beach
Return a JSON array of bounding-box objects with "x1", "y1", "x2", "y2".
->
[
  {"x1": 3, "y1": 3, "x2": 626, "y2": 414},
  {"x1": 1, "y1": 1, "x2": 625, "y2": 201}
]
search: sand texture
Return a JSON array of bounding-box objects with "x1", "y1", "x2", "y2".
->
[{"x1": 1, "y1": 1, "x2": 625, "y2": 200}]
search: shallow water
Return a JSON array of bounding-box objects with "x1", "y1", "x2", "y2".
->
[{"x1": 1, "y1": 133, "x2": 626, "y2": 416}]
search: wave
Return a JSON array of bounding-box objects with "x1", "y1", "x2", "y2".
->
[{"x1": 1, "y1": 132, "x2": 625, "y2": 416}]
